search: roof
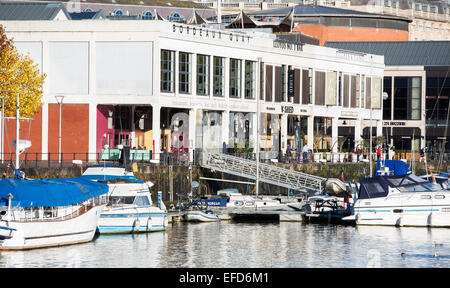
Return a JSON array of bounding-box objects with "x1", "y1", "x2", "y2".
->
[
  {"x1": 324, "y1": 41, "x2": 450, "y2": 66},
  {"x1": 0, "y1": 1, "x2": 71, "y2": 20},
  {"x1": 0, "y1": 177, "x2": 108, "y2": 207},
  {"x1": 227, "y1": 9, "x2": 294, "y2": 32},
  {"x1": 69, "y1": 10, "x2": 105, "y2": 20},
  {"x1": 249, "y1": 4, "x2": 410, "y2": 22}
]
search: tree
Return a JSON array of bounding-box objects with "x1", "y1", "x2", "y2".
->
[{"x1": 0, "y1": 24, "x2": 45, "y2": 118}]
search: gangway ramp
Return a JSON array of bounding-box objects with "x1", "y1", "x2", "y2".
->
[{"x1": 200, "y1": 152, "x2": 325, "y2": 193}]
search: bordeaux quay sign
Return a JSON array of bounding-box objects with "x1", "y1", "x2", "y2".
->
[{"x1": 172, "y1": 24, "x2": 251, "y2": 43}]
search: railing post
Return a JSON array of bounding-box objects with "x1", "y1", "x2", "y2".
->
[
  {"x1": 36, "y1": 152, "x2": 38, "y2": 168},
  {"x1": 48, "y1": 152, "x2": 50, "y2": 168}
]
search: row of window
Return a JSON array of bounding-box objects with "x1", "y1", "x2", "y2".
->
[
  {"x1": 83, "y1": 8, "x2": 186, "y2": 21},
  {"x1": 161, "y1": 50, "x2": 257, "y2": 99},
  {"x1": 161, "y1": 49, "x2": 382, "y2": 109}
]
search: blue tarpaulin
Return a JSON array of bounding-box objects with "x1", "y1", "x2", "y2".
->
[
  {"x1": 376, "y1": 160, "x2": 410, "y2": 176},
  {"x1": 0, "y1": 177, "x2": 109, "y2": 208}
]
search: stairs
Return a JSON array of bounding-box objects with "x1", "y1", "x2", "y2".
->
[{"x1": 200, "y1": 152, "x2": 325, "y2": 192}]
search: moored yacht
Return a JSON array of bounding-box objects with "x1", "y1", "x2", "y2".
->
[
  {"x1": 0, "y1": 177, "x2": 108, "y2": 250},
  {"x1": 82, "y1": 166, "x2": 168, "y2": 234},
  {"x1": 343, "y1": 174, "x2": 450, "y2": 227}
]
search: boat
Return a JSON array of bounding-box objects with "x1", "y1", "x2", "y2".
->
[
  {"x1": 0, "y1": 177, "x2": 108, "y2": 250},
  {"x1": 81, "y1": 165, "x2": 168, "y2": 234},
  {"x1": 342, "y1": 173, "x2": 450, "y2": 227},
  {"x1": 183, "y1": 209, "x2": 220, "y2": 222},
  {"x1": 0, "y1": 92, "x2": 109, "y2": 250},
  {"x1": 200, "y1": 188, "x2": 282, "y2": 209},
  {"x1": 303, "y1": 180, "x2": 358, "y2": 224}
]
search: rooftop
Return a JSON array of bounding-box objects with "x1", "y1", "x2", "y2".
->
[{"x1": 324, "y1": 41, "x2": 450, "y2": 66}]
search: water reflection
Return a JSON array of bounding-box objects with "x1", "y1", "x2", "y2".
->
[{"x1": 0, "y1": 223, "x2": 449, "y2": 268}]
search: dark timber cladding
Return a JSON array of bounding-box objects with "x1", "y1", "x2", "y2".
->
[
  {"x1": 344, "y1": 75, "x2": 349, "y2": 107},
  {"x1": 351, "y1": 75, "x2": 357, "y2": 108},
  {"x1": 315, "y1": 71, "x2": 325, "y2": 105},
  {"x1": 294, "y1": 69, "x2": 301, "y2": 104},
  {"x1": 302, "y1": 69, "x2": 309, "y2": 104},
  {"x1": 366, "y1": 77, "x2": 372, "y2": 109},
  {"x1": 275, "y1": 66, "x2": 282, "y2": 102},
  {"x1": 266, "y1": 65, "x2": 273, "y2": 102}
]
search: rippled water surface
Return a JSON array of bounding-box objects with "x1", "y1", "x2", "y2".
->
[{"x1": 1, "y1": 222, "x2": 450, "y2": 268}]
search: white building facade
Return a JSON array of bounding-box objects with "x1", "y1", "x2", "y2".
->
[{"x1": 1, "y1": 20, "x2": 384, "y2": 162}]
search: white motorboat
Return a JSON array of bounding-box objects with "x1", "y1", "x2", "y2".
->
[
  {"x1": 183, "y1": 210, "x2": 220, "y2": 222},
  {"x1": 0, "y1": 177, "x2": 108, "y2": 250},
  {"x1": 212, "y1": 189, "x2": 282, "y2": 209},
  {"x1": 343, "y1": 174, "x2": 450, "y2": 227},
  {"x1": 82, "y1": 166, "x2": 168, "y2": 234}
]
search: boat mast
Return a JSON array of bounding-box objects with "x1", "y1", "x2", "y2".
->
[
  {"x1": 15, "y1": 91, "x2": 19, "y2": 171},
  {"x1": 256, "y1": 57, "x2": 261, "y2": 196}
]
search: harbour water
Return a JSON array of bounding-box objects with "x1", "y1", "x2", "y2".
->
[{"x1": 0, "y1": 222, "x2": 449, "y2": 268}]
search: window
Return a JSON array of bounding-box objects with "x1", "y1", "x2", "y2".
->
[
  {"x1": 197, "y1": 54, "x2": 210, "y2": 96},
  {"x1": 161, "y1": 50, "x2": 175, "y2": 93},
  {"x1": 383, "y1": 77, "x2": 392, "y2": 120},
  {"x1": 281, "y1": 65, "x2": 286, "y2": 102},
  {"x1": 213, "y1": 56, "x2": 225, "y2": 97},
  {"x1": 394, "y1": 77, "x2": 421, "y2": 120},
  {"x1": 179, "y1": 52, "x2": 192, "y2": 94},
  {"x1": 113, "y1": 9, "x2": 124, "y2": 16},
  {"x1": 141, "y1": 11, "x2": 155, "y2": 20},
  {"x1": 168, "y1": 12, "x2": 185, "y2": 23},
  {"x1": 133, "y1": 196, "x2": 151, "y2": 206},
  {"x1": 244, "y1": 60, "x2": 256, "y2": 99},
  {"x1": 229, "y1": 58, "x2": 241, "y2": 98}
]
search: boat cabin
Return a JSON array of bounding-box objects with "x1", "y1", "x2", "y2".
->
[{"x1": 358, "y1": 174, "x2": 444, "y2": 200}]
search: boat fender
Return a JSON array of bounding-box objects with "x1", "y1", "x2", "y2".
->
[
  {"x1": 133, "y1": 218, "x2": 140, "y2": 232},
  {"x1": 147, "y1": 217, "x2": 152, "y2": 231}
]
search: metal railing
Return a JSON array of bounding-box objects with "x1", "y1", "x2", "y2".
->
[
  {"x1": 200, "y1": 152, "x2": 326, "y2": 192},
  {"x1": 0, "y1": 151, "x2": 192, "y2": 169}
]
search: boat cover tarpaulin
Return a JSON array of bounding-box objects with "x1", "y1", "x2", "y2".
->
[
  {"x1": 0, "y1": 177, "x2": 109, "y2": 207},
  {"x1": 376, "y1": 160, "x2": 410, "y2": 176}
]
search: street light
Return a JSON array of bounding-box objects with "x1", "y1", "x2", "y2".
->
[{"x1": 55, "y1": 95, "x2": 65, "y2": 164}]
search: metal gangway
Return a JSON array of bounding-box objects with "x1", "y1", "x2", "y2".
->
[{"x1": 200, "y1": 152, "x2": 326, "y2": 193}]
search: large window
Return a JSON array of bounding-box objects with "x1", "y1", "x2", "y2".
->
[
  {"x1": 244, "y1": 60, "x2": 256, "y2": 99},
  {"x1": 213, "y1": 56, "x2": 225, "y2": 97},
  {"x1": 179, "y1": 52, "x2": 192, "y2": 94},
  {"x1": 426, "y1": 75, "x2": 450, "y2": 125},
  {"x1": 383, "y1": 77, "x2": 392, "y2": 120},
  {"x1": 197, "y1": 54, "x2": 210, "y2": 96},
  {"x1": 230, "y1": 58, "x2": 241, "y2": 98},
  {"x1": 393, "y1": 77, "x2": 421, "y2": 120},
  {"x1": 161, "y1": 50, "x2": 175, "y2": 93}
]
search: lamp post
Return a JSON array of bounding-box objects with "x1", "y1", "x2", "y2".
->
[{"x1": 55, "y1": 95, "x2": 65, "y2": 164}]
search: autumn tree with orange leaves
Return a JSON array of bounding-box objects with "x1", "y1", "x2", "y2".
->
[{"x1": 0, "y1": 24, "x2": 45, "y2": 118}]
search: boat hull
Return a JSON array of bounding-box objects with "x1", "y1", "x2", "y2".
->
[
  {"x1": 0, "y1": 205, "x2": 105, "y2": 250},
  {"x1": 98, "y1": 208, "x2": 168, "y2": 234},
  {"x1": 183, "y1": 211, "x2": 220, "y2": 222}
]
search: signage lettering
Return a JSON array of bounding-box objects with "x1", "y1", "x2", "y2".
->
[
  {"x1": 172, "y1": 24, "x2": 250, "y2": 43},
  {"x1": 383, "y1": 121, "x2": 406, "y2": 126}
]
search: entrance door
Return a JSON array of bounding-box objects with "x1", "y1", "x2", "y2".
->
[{"x1": 117, "y1": 132, "x2": 132, "y2": 147}]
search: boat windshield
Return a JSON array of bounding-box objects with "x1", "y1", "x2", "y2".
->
[{"x1": 397, "y1": 182, "x2": 443, "y2": 192}]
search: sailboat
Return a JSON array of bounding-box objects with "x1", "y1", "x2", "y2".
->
[{"x1": 0, "y1": 93, "x2": 109, "y2": 250}]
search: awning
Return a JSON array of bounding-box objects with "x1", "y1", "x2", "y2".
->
[{"x1": 0, "y1": 177, "x2": 108, "y2": 207}]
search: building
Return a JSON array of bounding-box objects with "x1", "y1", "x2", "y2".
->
[
  {"x1": 241, "y1": 4, "x2": 412, "y2": 45},
  {"x1": 0, "y1": 19, "x2": 384, "y2": 163},
  {"x1": 0, "y1": 1, "x2": 71, "y2": 20},
  {"x1": 194, "y1": 0, "x2": 450, "y2": 41},
  {"x1": 325, "y1": 41, "x2": 450, "y2": 157}
]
